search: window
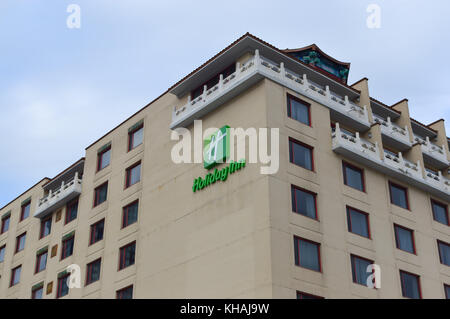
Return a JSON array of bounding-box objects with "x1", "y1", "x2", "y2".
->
[
  {"x1": 437, "y1": 240, "x2": 450, "y2": 266},
  {"x1": 97, "y1": 145, "x2": 111, "y2": 171},
  {"x1": 57, "y1": 273, "x2": 70, "y2": 298},
  {"x1": 86, "y1": 258, "x2": 101, "y2": 286},
  {"x1": 431, "y1": 200, "x2": 449, "y2": 226},
  {"x1": 343, "y1": 162, "x2": 365, "y2": 192},
  {"x1": 122, "y1": 201, "x2": 139, "y2": 228},
  {"x1": 389, "y1": 182, "x2": 409, "y2": 210},
  {"x1": 40, "y1": 216, "x2": 52, "y2": 239},
  {"x1": 289, "y1": 138, "x2": 313, "y2": 171},
  {"x1": 445, "y1": 284, "x2": 450, "y2": 299},
  {"x1": 400, "y1": 270, "x2": 421, "y2": 299},
  {"x1": 119, "y1": 241, "x2": 136, "y2": 270},
  {"x1": 116, "y1": 285, "x2": 133, "y2": 299},
  {"x1": 20, "y1": 201, "x2": 31, "y2": 221},
  {"x1": 293, "y1": 236, "x2": 321, "y2": 272},
  {"x1": 125, "y1": 162, "x2": 141, "y2": 188},
  {"x1": 32, "y1": 285, "x2": 44, "y2": 299},
  {"x1": 394, "y1": 224, "x2": 416, "y2": 254},
  {"x1": 15, "y1": 232, "x2": 26, "y2": 253},
  {"x1": 128, "y1": 124, "x2": 144, "y2": 151},
  {"x1": 89, "y1": 219, "x2": 104, "y2": 245},
  {"x1": 191, "y1": 64, "x2": 235, "y2": 100},
  {"x1": 65, "y1": 198, "x2": 78, "y2": 224},
  {"x1": 351, "y1": 255, "x2": 374, "y2": 286},
  {"x1": 0, "y1": 245, "x2": 5, "y2": 262},
  {"x1": 10, "y1": 265, "x2": 21, "y2": 287},
  {"x1": 296, "y1": 291, "x2": 323, "y2": 299},
  {"x1": 61, "y1": 234, "x2": 75, "y2": 260},
  {"x1": 291, "y1": 185, "x2": 317, "y2": 219},
  {"x1": 1, "y1": 214, "x2": 10, "y2": 234},
  {"x1": 35, "y1": 250, "x2": 48, "y2": 273},
  {"x1": 93, "y1": 182, "x2": 108, "y2": 207},
  {"x1": 287, "y1": 94, "x2": 311, "y2": 126},
  {"x1": 346, "y1": 207, "x2": 370, "y2": 238}
]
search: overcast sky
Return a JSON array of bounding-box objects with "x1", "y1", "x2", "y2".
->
[{"x1": 0, "y1": 0, "x2": 449, "y2": 207}]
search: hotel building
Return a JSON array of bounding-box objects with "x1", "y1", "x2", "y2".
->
[{"x1": 0, "y1": 33, "x2": 449, "y2": 299}]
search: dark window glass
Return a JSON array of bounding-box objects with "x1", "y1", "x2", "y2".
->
[
  {"x1": 32, "y1": 286, "x2": 43, "y2": 299},
  {"x1": 191, "y1": 64, "x2": 236, "y2": 100},
  {"x1": 294, "y1": 237, "x2": 321, "y2": 272},
  {"x1": 10, "y1": 265, "x2": 21, "y2": 286},
  {"x1": 343, "y1": 162, "x2": 364, "y2": 191},
  {"x1": 128, "y1": 126, "x2": 143, "y2": 151},
  {"x1": 89, "y1": 219, "x2": 104, "y2": 245},
  {"x1": 0, "y1": 245, "x2": 5, "y2": 262},
  {"x1": 351, "y1": 255, "x2": 373, "y2": 286},
  {"x1": 65, "y1": 198, "x2": 78, "y2": 224},
  {"x1": 126, "y1": 162, "x2": 141, "y2": 188},
  {"x1": 94, "y1": 183, "x2": 108, "y2": 207},
  {"x1": 289, "y1": 139, "x2": 313, "y2": 170},
  {"x1": 97, "y1": 147, "x2": 111, "y2": 171},
  {"x1": 61, "y1": 236, "x2": 75, "y2": 260},
  {"x1": 116, "y1": 285, "x2": 133, "y2": 299},
  {"x1": 438, "y1": 241, "x2": 450, "y2": 266},
  {"x1": 119, "y1": 242, "x2": 136, "y2": 270},
  {"x1": 291, "y1": 186, "x2": 317, "y2": 219},
  {"x1": 1, "y1": 215, "x2": 10, "y2": 233},
  {"x1": 400, "y1": 271, "x2": 421, "y2": 299},
  {"x1": 21, "y1": 202, "x2": 30, "y2": 221},
  {"x1": 35, "y1": 251, "x2": 48, "y2": 273},
  {"x1": 389, "y1": 183, "x2": 409, "y2": 209},
  {"x1": 394, "y1": 225, "x2": 415, "y2": 254},
  {"x1": 347, "y1": 207, "x2": 370, "y2": 238},
  {"x1": 16, "y1": 233, "x2": 26, "y2": 253},
  {"x1": 445, "y1": 285, "x2": 450, "y2": 299},
  {"x1": 431, "y1": 200, "x2": 449, "y2": 226},
  {"x1": 57, "y1": 274, "x2": 70, "y2": 298},
  {"x1": 123, "y1": 201, "x2": 139, "y2": 228},
  {"x1": 86, "y1": 259, "x2": 101, "y2": 285},
  {"x1": 40, "y1": 217, "x2": 52, "y2": 239},
  {"x1": 287, "y1": 95, "x2": 310, "y2": 125},
  {"x1": 296, "y1": 291, "x2": 323, "y2": 299}
]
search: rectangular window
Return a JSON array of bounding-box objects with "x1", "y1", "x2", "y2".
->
[
  {"x1": 431, "y1": 200, "x2": 449, "y2": 226},
  {"x1": 61, "y1": 235, "x2": 75, "y2": 260},
  {"x1": 394, "y1": 224, "x2": 416, "y2": 254},
  {"x1": 32, "y1": 285, "x2": 44, "y2": 299},
  {"x1": 86, "y1": 258, "x2": 102, "y2": 286},
  {"x1": 1, "y1": 215, "x2": 10, "y2": 234},
  {"x1": 89, "y1": 219, "x2": 104, "y2": 245},
  {"x1": 343, "y1": 162, "x2": 365, "y2": 192},
  {"x1": 10, "y1": 265, "x2": 21, "y2": 287},
  {"x1": 289, "y1": 138, "x2": 313, "y2": 171},
  {"x1": 94, "y1": 182, "x2": 108, "y2": 207},
  {"x1": 296, "y1": 291, "x2": 324, "y2": 299},
  {"x1": 119, "y1": 241, "x2": 136, "y2": 270},
  {"x1": 291, "y1": 185, "x2": 317, "y2": 219},
  {"x1": 347, "y1": 206, "x2": 370, "y2": 238},
  {"x1": 125, "y1": 162, "x2": 141, "y2": 188},
  {"x1": 293, "y1": 236, "x2": 321, "y2": 272},
  {"x1": 57, "y1": 274, "x2": 70, "y2": 298},
  {"x1": 389, "y1": 182, "x2": 409, "y2": 210},
  {"x1": 40, "y1": 216, "x2": 52, "y2": 239},
  {"x1": 35, "y1": 250, "x2": 48, "y2": 273},
  {"x1": 400, "y1": 270, "x2": 421, "y2": 299},
  {"x1": 116, "y1": 285, "x2": 133, "y2": 299},
  {"x1": 20, "y1": 201, "x2": 31, "y2": 221},
  {"x1": 122, "y1": 201, "x2": 139, "y2": 228},
  {"x1": 287, "y1": 94, "x2": 311, "y2": 126},
  {"x1": 97, "y1": 146, "x2": 111, "y2": 171},
  {"x1": 351, "y1": 254, "x2": 374, "y2": 286},
  {"x1": 0, "y1": 245, "x2": 5, "y2": 262},
  {"x1": 128, "y1": 124, "x2": 144, "y2": 151},
  {"x1": 437, "y1": 240, "x2": 450, "y2": 266},
  {"x1": 65, "y1": 197, "x2": 78, "y2": 224},
  {"x1": 445, "y1": 284, "x2": 450, "y2": 299},
  {"x1": 15, "y1": 232, "x2": 26, "y2": 253}
]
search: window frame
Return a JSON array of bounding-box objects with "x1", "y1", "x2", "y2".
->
[
  {"x1": 20, "y1": 201, "x2": 31, "y2": 221},
  {"x1": 291, "y1": 185, "x2": 318, "y2": 220},
  {"x1": 10, "y1": 265, "x2": 22, "y2": 287},
  {"x1": 61, "y1": 234, "x2": 75, "y2": 260},
  {"x1": 65, "y1": 197, "x2": 79, "y2": 224},
  {"x1": 39, "y1": 216, "x2": 52, "y2": 239},
  {"x1": 0, "y1": 245, "x2": 5, "y2": 262},
  {"x1": 342, "y1": 161, "x2": 366, "y2": 192},
  {"x1": 346, "y1": 206, "x2": 371, "y2": 239},
  {"x1": 293, "y1": 236, "x2": 322, "y2": 272},
  {"x1": 399, "y1": 270, "x2": 422, "y2": 299},
  {"x1": 85, "y1": 258, "x2": 102, "y2": 286},
  {"x1": 31, "y1": 285, "x2": 44, "y2": 299},
  {"x1": 35, "y1": 250, "x2": 48, "y2": 274},
  {"x1": 118, "y1": 241, "x2": 136, "y2": 271},
  {"x1": 350, "y1": 254, "x2": 375, "y2": 287},
  {"x1": 437, "y1": 240, "x2": 450, "y2": 267},
  {"x1": 394, "y1": 224, "x2": 416, "y2": 255},
  {"x1": 445, "y1": 284, "x2": 450, "y2": 299},
  {"x1": 116, "y1": 285, "x2": 133, "y2": 299},
  {"x1": 122, "y1": 200, "x2": 139, "y2": 228},
  {"x1": 93, "y1": 182, "x2": 108, "y2": 207},
  {"x1": 97, "y1": 145, "x2": 111, "y2": 172},
  {"x1": 431, "y1": 199, "x2": 449, "y2": 226},
  {"x1": 389, "y1": 181, "x2": 410, "y2": 210},
  {"x1": 288, "y1": 137, "x2": 314, "y2": 171},
  {"x1": 56, "y1": 273, "x2": 70, "y2": 298},
  {"x1": 1, "y1": 215, "x2": 10, "y2": 234},
  {"x1": 125, "y1": 161, "x2": 141, "y2": 189},
  {"x1": 15, "y1": 232, "x2": 26, "y2": 253},
  {"x1": 287, "y1": 93, "x2": 312, "y2": 126},
  {"x1": 128, "y1": 124, "x2": 144, "y2": 152},
  {"x1": 296, "y1": 291, "x2": 324, "y2": 299},
  {"x1": 89, "y1": 219, "x2": 105, "y2": 246}
]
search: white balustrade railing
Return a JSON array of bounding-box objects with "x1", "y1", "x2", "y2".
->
[{"x1": 373, "y1": 114, "x2": 410, "y2": 146}]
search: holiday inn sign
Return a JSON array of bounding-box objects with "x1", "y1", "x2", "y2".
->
[{"x1": 193, "y1": 125, "x2": 246, "y2": 192}]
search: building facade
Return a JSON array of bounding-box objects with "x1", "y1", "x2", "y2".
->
[{"x1": 0, "y1": 33, "x2": 449, "y2": 299}]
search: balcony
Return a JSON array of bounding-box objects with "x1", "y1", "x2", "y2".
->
[
  {"x1": 373, "y1": 114, "x2": 411, "y2": 150},
  {"x1": 170, "y1": 50, "x2": 370, "y2": 130},
  {"x1": 414, "y1": 135, "x2": 449, "y2": 169},
  {"x1": 332, "y1": 123, "x2": 450, "y2": 202}
]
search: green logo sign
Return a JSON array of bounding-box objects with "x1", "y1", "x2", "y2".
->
[{"x1": 203, "y1": 125, "x2": 230, "y2": 169}]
